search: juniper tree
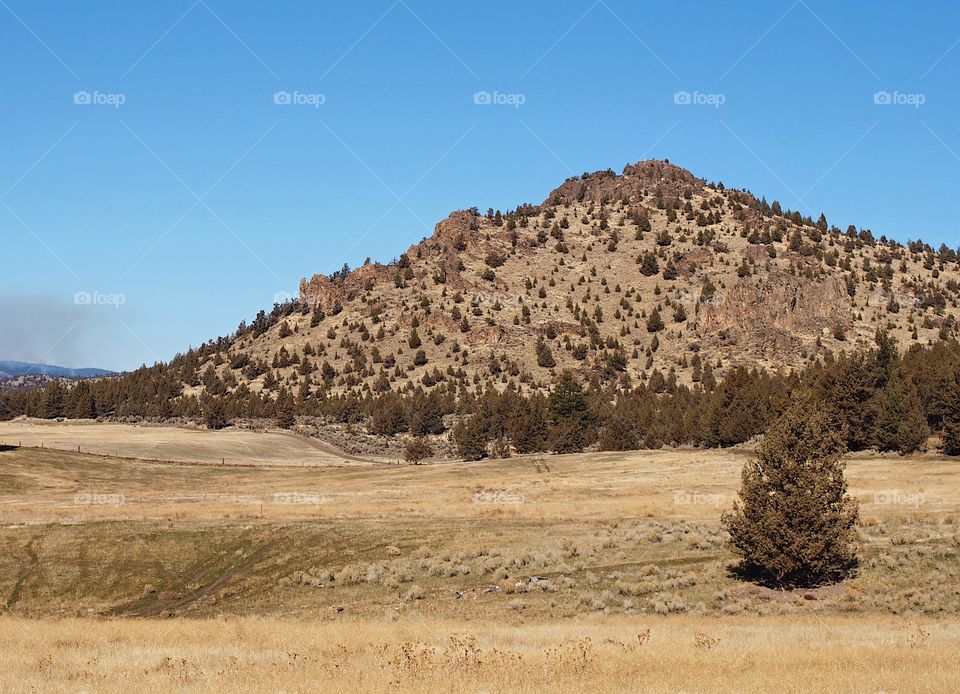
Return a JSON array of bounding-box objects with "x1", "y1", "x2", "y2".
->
[
  {"x1": 40, "y1": 382, "x2": 66, "y2": 419},
  {"x1": 645, "y1": 309, "x2": 664, "y2": 333},
  {"x1": 202, "y1": 396, "x2": 228, "y2": 430},
  {"x1": 451, "y1": 414, "x2": 489, "y2": 460},
  {"x1": 546, "y1": 371, "x2": 593, "y2": 453},
  {"x1": 404, "y1": 437, "x2": 432, "y2": 464},
  {"x1": 536, "y1": 338, "x2": 556, "y2": 368},
  {"x1": 507, "y1": 396, "x2": 548, "y2": 453},
  {"x1": 68, "y1": 380, "x2": 97, "y2": 419},
  {"x1": 275, "y1": 389, "x2": 295, "y2": 429},
  {"x1": 722, "y1": 398, "x2": 859, "y2": 588},
  {"x1": 940, "y1": 369, "x2": 960, "y2": 454},
  {"x1": 598, "y1": 403, "x2": 638, "y2": 451}
]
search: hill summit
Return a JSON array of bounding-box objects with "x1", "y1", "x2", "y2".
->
[{"x1": 212, "y1": 159, "x2": 957, "y2": 398}]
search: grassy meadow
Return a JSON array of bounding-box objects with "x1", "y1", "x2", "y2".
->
[{"x1": 0, "y1": 420, "x2": 958, "y2": 691}]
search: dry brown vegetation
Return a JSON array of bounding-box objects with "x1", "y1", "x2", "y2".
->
[
  {"x1": 2, "y1": 616, "x2": 958, "y2": 693},
  {"x1": 1, "y1": 422, "x2": 958, "y2": 690}
]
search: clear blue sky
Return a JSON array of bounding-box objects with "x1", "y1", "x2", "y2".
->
[{"x1": 2, "y1": 1, "x2": 959, "y2": 371}]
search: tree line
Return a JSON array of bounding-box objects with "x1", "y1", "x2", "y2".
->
[{"x1": 3, "y1": 331, "x2": 960, "y2": 458}]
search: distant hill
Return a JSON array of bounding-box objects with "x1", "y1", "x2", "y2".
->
[
  {"x1": 198, "y1": 158, "x2": 960, "y2": 398},
  {"x1": 9, "y1": 159, "x2": 960, "y2": 404},
  {"x1": 0, "y1": 361, "x2": 116, "y2": 380}
]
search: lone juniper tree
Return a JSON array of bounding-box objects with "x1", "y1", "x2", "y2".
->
[{"x1": 722, "y1": 398, "x2": 859, "y2": 588}]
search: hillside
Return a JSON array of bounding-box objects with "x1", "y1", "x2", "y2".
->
[{"x1": 198, "y1": 160, "x2": 959, "y2": 399}]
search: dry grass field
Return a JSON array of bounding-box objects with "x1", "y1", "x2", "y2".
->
[
  {"x1": 1, "y1": 421, "x2": 959, "y2": 691},
  {"x1": 0, "y1": 419, "x2": 373, "y2": 466},
  {"x1": 2, "y1": 615, "x2": 958, "y2": 693}
]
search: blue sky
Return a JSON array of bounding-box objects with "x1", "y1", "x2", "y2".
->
[{"x1": 2, "y1": 1, "x2": 959, "y2": 371}]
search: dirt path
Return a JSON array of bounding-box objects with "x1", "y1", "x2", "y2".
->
[
  {"x1": 276, "y1": 431, "x2": 383, "y2": 464},
  {"x1": 121, "y1": 539, "x2": 278, "y2": 617},
  {"x1": 5, "y1": 540, "x2": 38, "y2": 610}
]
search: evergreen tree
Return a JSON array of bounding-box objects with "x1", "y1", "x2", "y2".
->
[
  {"x1": 369, "y1": 393, "x2": 408, "y2": 435},
  {"x1": 451, "y1": 414, "x2": 489, "y2": 460},
  {"x1": 404, "y1": 437, "x2": 433, "y2": 464},
  {"x1": 409, "y1": 391, "x2": 445, "y2": 436},
  {"x1": 546, "y1": 371, "x2": 592, "y2": 453},
  {"x1": 639, "y1": 251, "x2": 659, "y2": 276},
  {"x1": 722, "y1": 398, "x2": 859, "y2": 588},
  {"x1": 40, "y1": 382, "x2": 66, "y2": 419},
  {"x1": 536, "y1": 338, "x2": 556, "y2": 368},
  {"x1": 202, "y1": 397, "x2": 229, "y2": 430},
  {"x1": 646, "y1": 309, "x2": 664, "y2": 333},
  {"x1": 408, "y1": 328, "x2": 422, "y2": 349},
  {"x1": 508, "y1": 398, "x2": 549, "y2": 453},
  {"x1": 68, "y1": 380, "x2": 97, "y2": 419},
  {"x1": 940, "y1": 369, "x2": 960, "y2": 454},
  {"x1": 873, "y1": 376, "x2": 928, "y2": 454},
  {"x1": 310, "y1": 304, "x2": 325, "y2": 327},
  {"x1": 598, "y1": 403, "x2": 638, "y2": 451},
  {"x1": 275, "y1": 389, "x2": 295, "y2": 429}
]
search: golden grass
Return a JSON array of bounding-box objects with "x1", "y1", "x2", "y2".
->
[
  {"x1": 1, "y1": 423, "x2": 958, "y2": 691},
  {"x1": 2, "y1": 615, "x2": 957, "y2": 693}
]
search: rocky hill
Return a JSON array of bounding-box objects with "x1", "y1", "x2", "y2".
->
[{"x1": 189, "y1": 160, "x2": 960, "y2": 399}]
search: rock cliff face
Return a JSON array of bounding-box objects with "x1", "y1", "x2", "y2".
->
[
  {"x1": 695, "y1": 273, "x2": 852, "y2": 358},
  {"x1": 205, "y1": 160, "x2": 960, "y2": 396}
]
